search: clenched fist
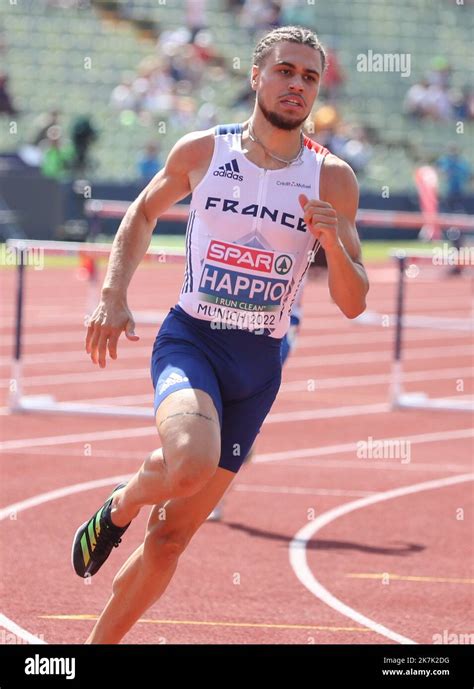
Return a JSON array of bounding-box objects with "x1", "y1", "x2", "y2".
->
[{"x1": 299, "y1": 194, "x2": 341, "y2": 252}]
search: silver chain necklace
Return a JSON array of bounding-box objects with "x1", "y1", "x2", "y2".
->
[{"x1": 247, "y1": 122, "x2": 305, "y2": 167}]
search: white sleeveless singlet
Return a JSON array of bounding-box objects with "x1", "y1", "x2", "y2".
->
[{"x1": 178, "y1": 122, "x2": 329, "y2": 338}]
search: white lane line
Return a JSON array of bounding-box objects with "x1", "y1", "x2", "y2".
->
[
  {"x1": 0, "y1": 297, "x2": 469, "y2": 331},
  {"x1": 282, "y1": 367, "x2": 472, "y2": 392},
  {"x1": 289, "y1": 472, "x2": 474, "y2": 645},
  {"x1": 296, "y1": 329, "x2": 471, "y2": 348},
  {"x1": 69, "y1": 366, "x2": 473, "y2": 406},
  {"x1": 3, "y1": 407, "x2": 473, "y2": 457},
  {"x1": 3, "y1": 440, "x2": 471, "y2": 475},
  {"x1": 254, "y1": 427, "x2": 474, "y2": 464},
  {"x1": 1, "y1": 344, "x2": 472, "y2": 387},
  {"x1": 267, "y1": 403, "x2": 390, "y2": 424},
  {"x1": 287, "y1": 344, "x2": 473, "y2": 369},
  {"x1": 0, "y1": 426, "x2": 155, "y2": 451},
  {"x1": 270, "y1": 458, "x2": 471, "y2": 473},
  {"x1": 0, "y1": 475, "x2": 129, "y2": 523},
  {"x1": 0, "y1": 367, "x2": 151, "y2": 387},
  {"x1": 0, "y1": 474, "x2": 131, "y2": 644},
  {"x1": 0, "y1": 298, "x2": 470, "y2": 332},
  {"x1": 0, "y1": 615, "x2": 47, "y2": 645},
  {"x1": 0, "y1": 402, "x2": 391, "y2": 451},
  {"x1": 0, "y1": 325, "x2": 471, "y2": 363},
  {"x1": 234, "y1": 484, "x2": 375, "y2": 498}
]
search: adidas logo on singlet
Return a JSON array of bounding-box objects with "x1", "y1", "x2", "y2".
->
[{"x1": 213, "y1": 158, "x2": 243, "y2": 182}]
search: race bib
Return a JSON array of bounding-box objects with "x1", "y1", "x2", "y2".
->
[{"x1": 195, "y1": 239, "x2": 295, "y2": 331}]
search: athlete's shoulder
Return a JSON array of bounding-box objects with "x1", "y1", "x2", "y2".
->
[
  {"x1": 320, "y1": 153, "x2": 359, "y2": 209},
  {"x1": 172, "y1": 127, "x2": 215, "y2": 158}
]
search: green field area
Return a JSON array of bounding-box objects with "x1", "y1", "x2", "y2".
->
[{"x1": 0, "y1": 238, "x2": 443, "y2": 270}]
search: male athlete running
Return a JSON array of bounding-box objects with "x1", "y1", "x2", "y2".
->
[{"x1": 72, "y1": 26, "x2": 369, "y2": 644}]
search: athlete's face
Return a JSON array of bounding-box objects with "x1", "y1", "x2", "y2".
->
[{"x1": 252, "y1": 42, "x2": 322, "y2": 131}]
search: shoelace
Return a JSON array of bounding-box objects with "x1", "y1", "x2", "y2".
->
[{"x1": 93, "y1": 524, "x2": 123, "y2": 558}]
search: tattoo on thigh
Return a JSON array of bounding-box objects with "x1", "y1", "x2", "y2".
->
[{"x1": 158, "y1": 411, "x2": 216, "y2": 429}]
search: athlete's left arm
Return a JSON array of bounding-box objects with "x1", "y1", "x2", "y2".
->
[{"x1": 299, "y1": 155, "x2": 369, "y2": 319}]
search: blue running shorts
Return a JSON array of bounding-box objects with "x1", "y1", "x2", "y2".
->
[
  {"x1": 151, "y1": 305, "x2": 283, "y2": 473},
  {"x1": 280, "y1": 313, "x2": 300, "y2": 365}
]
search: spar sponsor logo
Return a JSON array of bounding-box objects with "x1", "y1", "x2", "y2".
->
[
  {"x1": 198, "y1": 264, "x2": 288, "y2": 311},
  {"x1": 274, "y1": 254, "x2": 292, "y2": 275},
  {"x1": 206, "y1": 240, "x2": 293, "y2": 276},
  {"x1": 207, "y1": 240, "x2": 274, "y2": 273}
]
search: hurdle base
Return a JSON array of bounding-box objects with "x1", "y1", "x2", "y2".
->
[
  {"x1": 392, "y1": 392, "x2": 474, "y2": 412},
  {"x1": 9, "y1": 395, "x2": 154, "y2": 419}
]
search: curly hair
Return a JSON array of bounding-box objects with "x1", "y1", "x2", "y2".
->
[{"x1": 252, "y1": 26, "x2": 327, "y2": 73}]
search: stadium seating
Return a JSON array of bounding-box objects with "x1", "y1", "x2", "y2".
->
[{"x1": 1, "y1": 0, "x2": 472, "y2": 191}]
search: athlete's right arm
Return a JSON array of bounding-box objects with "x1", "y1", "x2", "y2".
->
[{"x1": 86, "y1": 130, "x2": 213, "y2": 368}]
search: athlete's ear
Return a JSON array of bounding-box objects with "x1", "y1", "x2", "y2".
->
[{"x1": 250, "y1": 65, "x2": 258, "y2": 89}]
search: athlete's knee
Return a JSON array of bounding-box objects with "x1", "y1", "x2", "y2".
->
[
  {"x1": 166, "y1": 434, "x2": 220, "y2": 496},
  {"x1": 143, "y1": 522, "x2": 192, "y2": 566},
  {"x1": 171, "y1": 458, "x2": 217, "y2": 497}
]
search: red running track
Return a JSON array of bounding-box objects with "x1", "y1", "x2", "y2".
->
[{"x1": 0, "y1": 260, "x2": 472, "y2": 644}]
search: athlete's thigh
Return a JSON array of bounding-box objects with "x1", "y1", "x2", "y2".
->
[
  {"x1": 146, "y1": 466, "x2": 235, "y2": 540},
  {"x1": 152, "y1": 334, "x2": 224, "y2": 466},
  {"x1": 155, "y1": 386, "x2": 222, "y2": 463}
]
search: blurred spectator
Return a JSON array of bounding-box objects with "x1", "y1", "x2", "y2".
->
[
  {"x1": 404, "y1": 79, "x2": 431, "y2": 118},
  {"x1": 70, "y1": 115, "x2": 98, "y2": 174},
  {"x1": 31, "y1": 109, "x2": 61, "y2": 146},
  {"x1": 330, "y1": 123, "x2": 373, "y2": 174},
  {"x1": 451, "y1": 87, "x2": 474, "y2": 121},
  {"x1": 110, "y1": 29, "x2": 225, "y2": 119},
  {"x1": 436, "y1": 144, "x2": 471, "y2": 211},
  {"x1": 137, "y1": 142, "x2": 163, "y2": 183},
  {"x1": 196, "y1": 101, "x2": 218, "y2": 129},
  {"x1": 404, "y1": 66, "x2": 471, "y2": 121},
  {"x1": 0, "y1": 73, "x2": 17, "y2": 116},
  {"x1": 428, "y1": 56, "x2": 452, "y2": 89},
  {"x1": 423, "y1": 84, "x2": 453, "y2": 120},
  {"x1": 404, "y1": 79, "x2": 454, "y2": 120},
  {"x1": 226, "y1": 0, "x2": 246, "y2": 10},
  {"x1": 320, "y1": 47, "x2": 345, "y2": 100},
  {"x1": 266, "y1": 0, "x2": 283, "y2": 28},
  {"x1": 240, "y1": 0, "x2": 282, "y2": 34},
  {"x1": 110, "y1": 75, "x2": 137, "y2": 112},
  {"x1": 308, "y1": 106, "x2": 372, "y2": 174},
  {"x1": 40, "y1": 125, "x2": 74, "y2": 180},
  {"x1": 45, "y1": 0, "x2": 91, "y2": 7},
  {"x1": 186, "y1": 0, "x2": 207, "y2": 42}
]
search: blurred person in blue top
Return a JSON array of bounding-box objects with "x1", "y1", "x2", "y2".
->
[
  {"x1": 437, "y1": 144, "x2": 471, "y2": 212},
  {"x1": 138, "y1": 142, "x2": 163, "y2": 183}
]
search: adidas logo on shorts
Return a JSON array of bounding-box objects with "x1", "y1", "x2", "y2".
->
[
  {"x1": 158, "y1": 372, "x2": 189, "y2": 395},
  {"x1": 213, "y1": 158, "x2": 243, "y2": 181}
]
